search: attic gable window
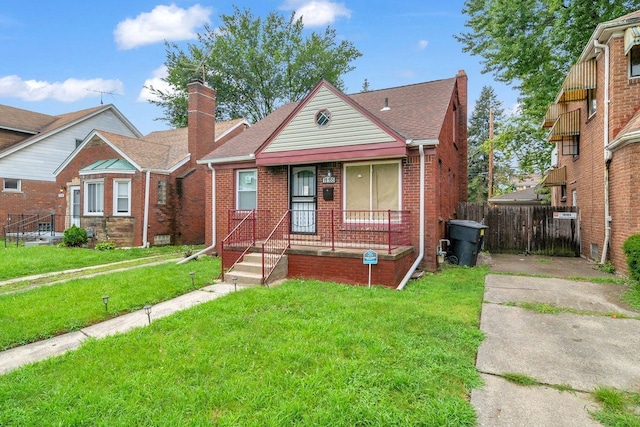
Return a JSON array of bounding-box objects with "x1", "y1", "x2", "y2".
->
[{"x1": 315, "y1": 109, "x2": 331, "y2": 127}]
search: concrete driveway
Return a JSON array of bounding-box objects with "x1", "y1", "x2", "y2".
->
[{"x1": 471, "y1": 254, "x2": 640, "y2": 426}]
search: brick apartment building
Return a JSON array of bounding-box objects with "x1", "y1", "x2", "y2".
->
[
  {"x1": 198, "y1": 74, "x2": 468, "y2": 287},
  {"x1": 542, "y1": 10, "x2": 640, "y2": 273}
]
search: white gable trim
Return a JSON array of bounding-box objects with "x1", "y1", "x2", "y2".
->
[
  {"x1": 54, "y1": 130, "x2": 143, "y2": 176},
  {"x1": 0, "y1": 104, "x2": 142, "y2": 160}
]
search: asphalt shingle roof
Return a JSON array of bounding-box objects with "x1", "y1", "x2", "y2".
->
[{"x1": 200, "y1": 77, "x2": 457, "y2": 162}]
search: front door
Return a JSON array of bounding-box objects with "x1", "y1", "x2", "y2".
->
[
  {"x1": 290, "y1": 166, "x2": 317, "y2": 234},
  {"x1": 70, "y1": 186, "x2": 81, "y2": 227}
]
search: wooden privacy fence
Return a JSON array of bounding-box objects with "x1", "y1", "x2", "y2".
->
[{"x1": 456, "y1": 203, "x2": 580, "y2": 256}]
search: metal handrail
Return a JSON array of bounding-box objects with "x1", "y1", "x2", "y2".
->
[
  {"x1": 221, "y1": 210, "x2": 256, "y2": 281},
  {"x1": 261, "y1": 210, "x2": 291, "y2": 286}
]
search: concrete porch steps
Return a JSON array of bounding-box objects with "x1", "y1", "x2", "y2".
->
[{"x1": 227, "y1": 252, "x2": 288, "y2": 286}]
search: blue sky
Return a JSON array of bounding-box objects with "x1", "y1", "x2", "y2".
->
[{"x1": 0, "y1": 1, "x2": 518, "y2": 135}]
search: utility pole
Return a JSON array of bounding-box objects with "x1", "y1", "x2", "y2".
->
[{"x1": 488, "y1": 107, "x2": 494, "y2": 200}]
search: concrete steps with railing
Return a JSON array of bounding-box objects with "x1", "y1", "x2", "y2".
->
[{"x1": 227, "y1": 253, "x2": 288, "y2": 286}]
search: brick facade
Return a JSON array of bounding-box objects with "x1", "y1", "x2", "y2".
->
[
  {"x1": 205, "y1": 75, "x2": 468, "y2": 285},
  {"x1": 550, "y1": 28, "x2": 640, "y2": 274}
]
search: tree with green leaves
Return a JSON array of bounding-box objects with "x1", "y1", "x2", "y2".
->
[
  {"x1": 457, "y1": 0, "x2": 640, "y2": 172},
  {"x1": 467, "y1": 86, "x2": 514, "y2": 202},
  {"x1": 149, "y1": 7, "x2": 361, "y2": 127}
]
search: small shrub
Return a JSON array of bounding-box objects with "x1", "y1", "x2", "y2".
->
[
  {"x1": 623, "y1": 234, "x2": 640, "y2": 282},
  {"x1": 182, "y1": 245, "x2": 194, "y2": 258},
  {"x1": 62, "y1": 225, "x2": 88, "y2": 247},
  {"x1": 95, "y1": 242, "x2": 116, "y2": 251},
  {"x1": 598, "y1": 261, "x2": 616, "y2": 274}
]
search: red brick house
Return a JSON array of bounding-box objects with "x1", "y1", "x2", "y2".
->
[
  {"x1": 542, "y1": 10, "x2": 640, "y2": 273},
  {"x1": 198, "y1": 73, "x2": 468, "y2": 287},
  {"x1": 55, "y1": 81, "x2": 248, "y2": 247},
  {"x1": 0, "y1": 104, "x2": 140, "y2": 229}
]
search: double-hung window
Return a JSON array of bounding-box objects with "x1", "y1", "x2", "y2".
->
[
  {"x1": 84, "y1": 180, "x2": 104, "y2": 215},
  {"x1": 236, "y1": 169, "x2": 257, "y2": 211},
  {"x1": 113, "y1": 179, "x2": 131, "y2": 216},
  {"x1": 344, "y1": 161, "x2": 401, "y2": 221}
]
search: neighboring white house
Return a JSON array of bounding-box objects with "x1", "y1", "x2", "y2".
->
[{"x1": 0, "y1": 104, "x2": 141, "y2": 227}]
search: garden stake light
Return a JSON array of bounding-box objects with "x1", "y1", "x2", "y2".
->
[
  {"x1": 232, "y1": 276, "x2": 237, "y2": 291},
  {"x1": 101, "y1": 295, "x2": 109, "y2": 312},
  {"x1": 190, "y1": 271, "x2": 195, "y2": 288},
  {"x1": 144, "y1": 305, "x2": 152, "y2": 325}
]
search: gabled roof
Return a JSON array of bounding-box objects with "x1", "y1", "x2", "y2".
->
[
  {"x1": 0, "y1": 104, "x2": 142, "y2": 159},
  {"x1": 199, "y1": 76, "x2": 458, "y2": 164},
  {"x1": 56, "y1": 118, "x2": 247, "y2": 174},
  {"x1": 580, "y1": 9, "x2": 640, "y2": 61},
  {"x1": 349, "y1": 77, "x2": 456, "y2": 141},
  {"x1": 608, "y1": 108, "x2": 640, "y2": 152},
  {"x1": 0, "y1": 104, "x2": 57, "y2": 133}
]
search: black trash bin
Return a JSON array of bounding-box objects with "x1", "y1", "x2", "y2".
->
[{"x1": 447, "y1": 220, "x2": 488, "y2": 267}]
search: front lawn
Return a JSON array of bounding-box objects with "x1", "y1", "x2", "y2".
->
[
  {"x1": 0, "y1": 256, "x2": 219, "y2": 350},
  {"x1": 0, "y1": 266, "x2": 487, "y2": 426},
  {"x1": 0, "y1": 244, "x2": 193, "y2": 281}
]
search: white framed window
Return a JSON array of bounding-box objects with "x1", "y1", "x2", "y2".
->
[
  {"x1": 344, "y1": 161, "x2": 401, "y2": 221},
  {"x1": 631, "y1": 45, "x2": 640, "y2": 78},
  {"x1": 84, "y1": 179, "x2": 104, "y2": 216},
  {"x1": 236, "y1": 169, "x2": 257, "y2": 211},
  {"x1": 113, "y1": 179, "x2": 131, "y2": 216},
  {"x1": 157, "y1": 180, "x2": 167, "y2": 205},
  {"x1": 3, "y1": 178, "x2": 21, "y2": 192}
]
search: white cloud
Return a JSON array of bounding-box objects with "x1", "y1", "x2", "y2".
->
[
  {"x1": 281, "y1": 0, "x2": 351, "y2": 27},
  {"x1": 114, "y1": 4, "x2": 212, "y2": 50},
  {"x1": 137, "y1": 65, "x2": 177, "y2": 102},
  {"x1": 395, "y1": 69, "x2": 415, "y2": 79},
  {"x1": 417, "y1": 40, "x2": 429, "y2": 50},
  {"x1": 0, "y1": 75, "x2": 123, "y2": 102}
]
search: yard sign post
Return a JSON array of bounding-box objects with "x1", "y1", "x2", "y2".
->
[{"x1": 363, "y1": 249, "x2": 378, "y2": 288}]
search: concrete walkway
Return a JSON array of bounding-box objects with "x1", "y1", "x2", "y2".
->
[
  {"x1": 0, "y1": 282, "x2": 241, "y2": 375},
  {"x1": 472, "y1": 264, "x2": 640, "y2": 426}
]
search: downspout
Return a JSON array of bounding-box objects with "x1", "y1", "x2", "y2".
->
[
  {"x1": 396, "y1": 144, "x2": 425, "y2": 290},
  {"x1": 141, "y1": 170, "x2": 150, "y2": 248},
  {"x1": 594, "y1": 39, "x2": 612, "y2": 264},
  {"x1": 178, "y1": 163, "x2": 216, "y2": 264}
]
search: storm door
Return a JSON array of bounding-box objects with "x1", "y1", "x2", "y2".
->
[
  {"x1": 290, "y1": 166, "x2": 317, "y2": 234},
  {"x1": 70, "y1": 186, "x2": 81, "y2": 227}
]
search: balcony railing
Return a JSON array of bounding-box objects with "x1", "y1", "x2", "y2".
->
[{"x1": 226, "y1": 209, "x2": 412, "y2": 255}]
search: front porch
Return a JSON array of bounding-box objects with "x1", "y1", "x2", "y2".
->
[{"x1": 221, "y1": 209, "x2": 415, "y2": 287}]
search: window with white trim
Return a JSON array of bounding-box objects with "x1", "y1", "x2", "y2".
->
[
  {"x1": 344, "y1": 161, "x2": 401, "y2": 221},
  {"x1": 236, "y1": 169, "x2": 257, "y2": 210},
  {"x1": 3, "y1": 178, "x2": 20, "y2": 192},
  {"x1": 84, "y1": 180, "x2": 104, "y2": 215},
  {"x1": 113, "y1": 179, "x2": 131, "y2": 216},
  {"x1": 631, "y1": 45, "x2": 640, "y2": 78}
]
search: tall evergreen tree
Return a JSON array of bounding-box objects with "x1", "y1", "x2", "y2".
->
[{"x1": 468, "y1": 86, "x2": 514, "y2": 202}]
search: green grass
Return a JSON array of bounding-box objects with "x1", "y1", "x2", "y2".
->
[
  {"x1": 502, "y1": 372, "x2": 538, "y2": 386},
  {"x1": 592, "y1": 387, "x2": 640, "y2": 426},
  {"x1": 624, "y1": 282, "x2": 640, "y2": 311},
  {"x1": 0, "y1": 257, "x2": 220, "y2": 350},
  {"x1": 0, "y1": 266, "x2": 488, "y2": 426},
  {"x1": 0, "y1": 245, "x2": 190, "y2": 281}
]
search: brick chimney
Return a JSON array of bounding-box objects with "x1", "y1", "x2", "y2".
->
[{"x1": 187, "y1": 80, "x2": 216, "y2": 167}]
